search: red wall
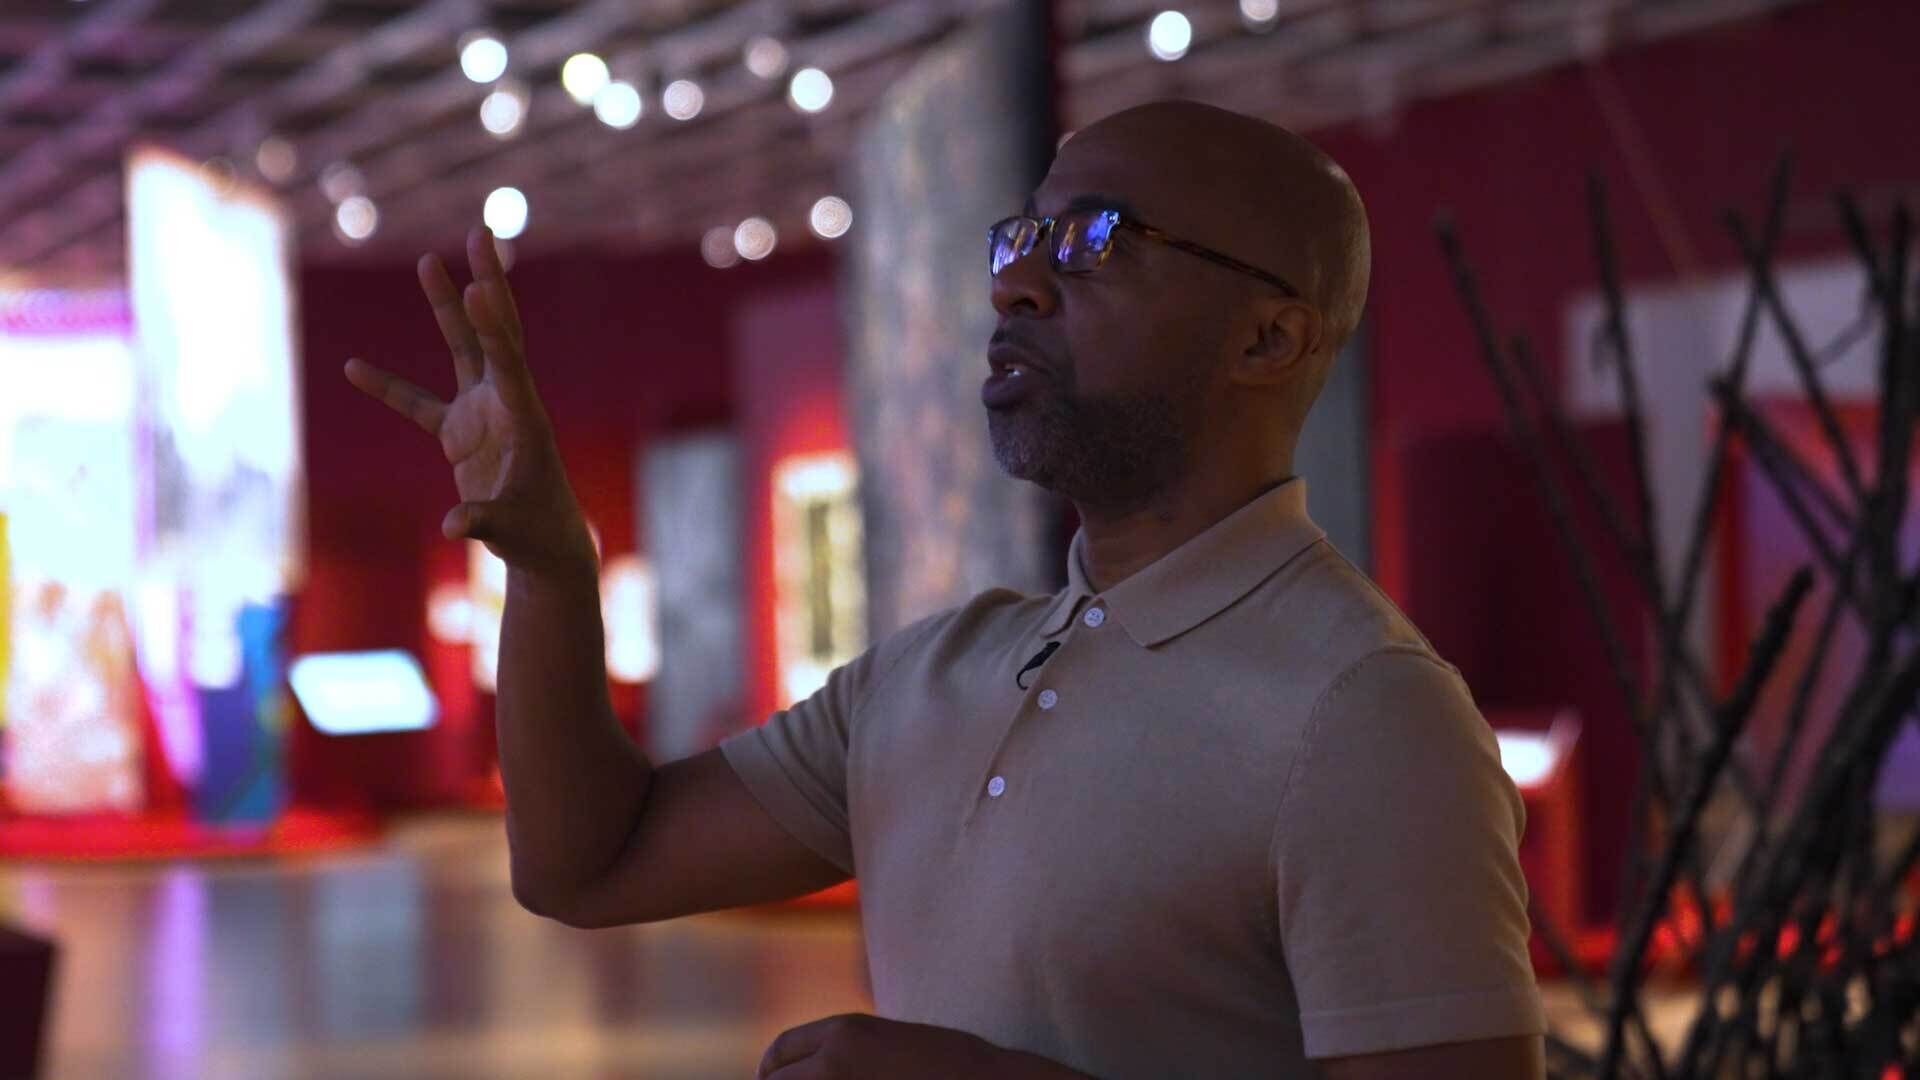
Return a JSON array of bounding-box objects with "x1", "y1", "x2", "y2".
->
[
  {"x1": 291, "y1": 246, "x2": 830, "y2": 807},
  {"x1": 1312, "y1": 0, "x2": 1920, "y2": 920},
  {"x1": 1316, "y1": 0, "x2": 1920, "y2": 606},
  {"x1": 729, "y1": 279, "x2": 850, "y2": 724}
]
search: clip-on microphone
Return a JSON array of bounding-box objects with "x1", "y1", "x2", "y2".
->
[{"x1": 1015, "y1": 641, "x2": 1061, "y2": 690}]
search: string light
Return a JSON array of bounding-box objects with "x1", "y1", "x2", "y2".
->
[
  {"x1": 788, "y1": 67, "x2": 833, "y2": 114},
  {"x1": 663, "y1": 79, "x2": 704, "y2": 121},
  {"x1": 460, "y1": 33, "x2": 508, "y2": 83},
  {"x1": 734, "y1": 217, "x2": 776, "y2": 261},
  {"x1": 745, "y1": 36, "x2": 789, "y2": 80},
  {"x1": 1239, "y1": 0, "x2": 1279, "y2": 30},
  {"x1": 809, "y1": 196, "x2": 852, "y2": 239},
  {"x1": 562, "y1": 52, "x2": 610, "y2": 105},
  {"x1": 335, "y1": 196, "x2": 378, "y2": 244},
  {"x1": 479, "y1": 82, "x2": 528, "y2": 137},
  {"x1": 701, "y1": 226, "x2": 741, "y2": 268},
  {"x1": 1147, "y1": 11, "x2": 1192, "y2": 62},
  {"x1": 484, "y1": 187, "x2": 528, "y2": 240},
  {"x1": 255, "y1": 137, "x2": 296, "y2": 183},
  {"x1": 593, "y1": 80, "x2": 642, "y2": 128},
  {"x1": 319, "y1": 162, "x2": 363, "y2": 203}
]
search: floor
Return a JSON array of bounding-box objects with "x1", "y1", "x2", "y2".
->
[
  {"x1": 0, "y1": 814, "x2": 872, "y2": 1080},
  {"x1": 1, "y1": 812, "x2": 1697, "y2": 1079}
]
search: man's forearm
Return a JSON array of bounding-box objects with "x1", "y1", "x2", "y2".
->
[{"x1": 495, "y1": 562, "x2": 652, "y2": 910}]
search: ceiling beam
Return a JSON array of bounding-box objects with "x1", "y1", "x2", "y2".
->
[
  {"x1": 280, "y1": 0, "x2": 756, "y2": 202},
  {"x1": 0, "y1": 0, "x2": 326, "y2": 226},
  {"x1": 296, "y1": 2, "x2": 947, "y2": 256},
  {"x1": 297, "y1": 0, "x2": 940, "y2": 235},
  {"x1": 1, "y1": 0, "x2": 482, "y2": 269},
  {"x1": 0, "y1": 0, "x2": 166, "y2": 111}
]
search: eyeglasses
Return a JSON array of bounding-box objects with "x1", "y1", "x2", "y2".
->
[{"x1": 987, "y1": 208, "x2": 1300, "y2": 297}]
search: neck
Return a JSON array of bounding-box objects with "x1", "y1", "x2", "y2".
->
[{"x1": 1073, "y1": 466, "x2": 1293, "y2": 592}]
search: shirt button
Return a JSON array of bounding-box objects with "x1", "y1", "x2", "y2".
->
[
  {"x1": 1038, "y1": 689, "x2": 1058, "y2": 710},
  {"x1": 987, "y1": 776, "x2": 1007, "y2": 798},
  {"x1": 1083, "y1": 607, "x2": 1106, "y2": 628}
]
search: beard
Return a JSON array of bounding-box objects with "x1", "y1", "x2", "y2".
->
[{"x1": 987, "y1": 377, "x2": 1198, "y2": 509}]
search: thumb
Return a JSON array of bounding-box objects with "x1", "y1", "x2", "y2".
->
[{"x1": 442, "y1": 500, "x2": 504, "y2": 545}]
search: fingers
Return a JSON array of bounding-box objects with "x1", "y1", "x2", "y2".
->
[
  {"x1": 761, "y1": 1060, "x2": 827, "y2": 1080},
  {"x1": 758, "y1": 1016, "x2": 841, "y2": 1078},
  {"x1": 463, "y1": 279, "x2": 531, "y2": 394},
  {"x1": 418, "y1": 254, "x2": 485, "y2": 392},
  {"x1": 344, "y1": 358, "x2": 447, "y2": 435},
  {"x1": 467, "y1": 226, "x2": 524, "y2": 348},
  {"x1": 441, "y1": 501, "x2": 502, "y2": 545}
]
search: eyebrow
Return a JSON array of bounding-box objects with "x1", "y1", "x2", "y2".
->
[{"x1": 1022, "y1": 191, "x2": 1146, "y2": 220}]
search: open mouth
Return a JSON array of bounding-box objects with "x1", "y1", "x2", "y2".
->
[{"x1": 987, "y1": 342, "x2": 1047, "y2": 379}]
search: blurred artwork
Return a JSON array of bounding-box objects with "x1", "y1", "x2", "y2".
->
[
  {"x1": 0, "y1": 288, "x2": 145, "y2": 813},
  {"x1": 192, "y1": 600, "x2": 291, "y2": 822},
  {"x1": 464, "y1": 537, "x2": 659, "y2": 696},
  {"x1": 0, "y1": 513, "x2": 9, "y2": 731},
  {"x1": 127, "y1": 146, "x2": 306, "y2": 602},
  {"x1": 643, "y1": 432, "x2": 744, "y2": 759},
  {"x1": 127, "y1": 146, "x2": 305, "y2": 823},
  {"x1": 844, "y1": 0, "x2": 1063, "y2": 636},
  {"x1": 5, "y1": 583, "x2": 144, "y2": 813},
  {"x1": 468, "y1": 541, "x2": 508, "y2": 694},
  {"x1": 771, "y1": 453, "x2": 866, "y2": 706},
  {"x1": 600, "y1": 554, "x2": 660, "y2": 686}
]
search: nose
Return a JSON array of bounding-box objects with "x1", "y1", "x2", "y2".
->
[{"x1": 990, "y1": 242, "x2": 1058, "y2": 320}]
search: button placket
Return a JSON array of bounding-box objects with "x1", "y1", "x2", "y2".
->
[{"x1": 969, "y1": 608, "x2": 1092, "y2": 821}]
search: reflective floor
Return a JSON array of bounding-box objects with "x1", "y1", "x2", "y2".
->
[
  {"x1": 1, "y1": 812, "x2": 1691, "y2": 1079},
  {"x1": 0, "y1": 814, "x2": 871, "y2": 1080}
]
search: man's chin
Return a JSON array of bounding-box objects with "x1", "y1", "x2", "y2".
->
[{"x1": 987, "y1": 434, "x2": 1054, "y2": 489}]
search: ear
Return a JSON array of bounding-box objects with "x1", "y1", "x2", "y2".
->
[{"x1": 1231, "y1": 299, "x2": 1323, "y2": 388}]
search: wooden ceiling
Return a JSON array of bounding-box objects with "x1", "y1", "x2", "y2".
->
[{"x1": 0, "y1": 0, "x2": 1806, "y2": 274}]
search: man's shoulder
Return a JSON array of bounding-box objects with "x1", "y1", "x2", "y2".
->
[{"x1": 1254, "y1": 541, "x2": 1441, "y2": 668}]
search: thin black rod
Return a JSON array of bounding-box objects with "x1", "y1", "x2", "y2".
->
[
  {"x1": 1727, "y1": 213, "x2": 1869, "y2": 507},
  {"x1": 1597, "y1": 566, "x2": 1815, "y2": 1079}
]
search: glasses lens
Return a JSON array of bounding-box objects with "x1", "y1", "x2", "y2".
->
[
  {"x1": 988, "y1": 217, "x2": 1038, "y2": 276},
  {"x1": 1054, "y1": 209, "x2": 1119, "y2": 273}
]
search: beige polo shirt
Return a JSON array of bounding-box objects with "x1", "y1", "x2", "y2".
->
[{"x1": 721, "y1": 478, "x2": 1545, "y2": 1076}]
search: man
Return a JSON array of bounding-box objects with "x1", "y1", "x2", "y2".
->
[{"x1": 347, "y1": 100, "x2": 1547, "y2": 1079}]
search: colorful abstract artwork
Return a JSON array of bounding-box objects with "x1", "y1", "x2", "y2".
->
[
  {"x1": 0, "y1": 287, "x2": 146, "y2": 813},
  {"x1": 126, "y1": 147, "x2": 306, "y2": 823}
]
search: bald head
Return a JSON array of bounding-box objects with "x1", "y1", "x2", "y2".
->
[
  {"x1": 987, "y1": 102, "x2": 1371, "y2": 508},
  {"x1": 1053, "y1": 101, "x2": 1370, "y2": 352}
]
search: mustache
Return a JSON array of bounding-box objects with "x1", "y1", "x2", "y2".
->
[{"x1": 989, "y1": 328, "x2": 1058, "y2": 365}]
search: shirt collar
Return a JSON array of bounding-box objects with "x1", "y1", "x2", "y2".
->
[{"x1": 1037, "y1": 478, "x2": 1326, "y2": 647}]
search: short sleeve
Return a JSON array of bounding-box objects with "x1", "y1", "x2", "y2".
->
[
  {"x1": 1273, "y1": 647, "x2": 1546, "y2": 1059},
  {"x1": 719, "y1": 649, "x2": 874, "y2": 875},
  {"x1": 719, "y1": 612, "x2": 946, "y2": 876}
]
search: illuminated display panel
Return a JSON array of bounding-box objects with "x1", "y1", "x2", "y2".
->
[
  {"x1": 463, "y1": 539, "x2": 659, "y2": 693},
  {"x1": 127, "y1": 146, "x2": 304, "y2": 822},
  {"x1": 289, "y1": 651, "x2": 437, "y2": 736},
  {"x1": 0, "y1": 286, "x2": 146, "y2": 812},
  {"x1": 771, "y1": 452, "x2": 866, "y2": 706},
  {"x1": 128, "y1": 145, "x2": 305, "y2": 622}
]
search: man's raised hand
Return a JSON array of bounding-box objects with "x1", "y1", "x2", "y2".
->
[{"x1": 345, "y1": 226, "x2": 596, "y2": 580}]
